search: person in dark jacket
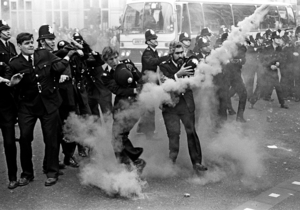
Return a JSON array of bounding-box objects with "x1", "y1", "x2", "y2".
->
[
  {"x1": 159, "y1": 41, "x2": 207, "y2": 175},
  {"x1": 137, "y1": 29, "x2": 166, "y2": 139},
  {"x1": 252, "y1": 31, "x2": 288, "y2": 109},
  {"x1": 8, "y1": 32, "x2": 71, "y2": 187},
  {"x1": 0, "y1": 20, "x2": 19, "y2": 189},
  {"x1": 101, "y1": 46, "x2": 146, "y2": 173}
]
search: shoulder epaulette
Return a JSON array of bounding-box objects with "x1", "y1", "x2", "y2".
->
[{"x1": 9, "y1": 55, "x2": 18, "y2": 62}]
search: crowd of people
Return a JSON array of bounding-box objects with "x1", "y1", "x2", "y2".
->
[{"x1": 0, "y1": 16, "x2": 298, "y2": 192}]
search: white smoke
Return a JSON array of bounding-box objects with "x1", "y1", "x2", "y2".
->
[
  {"x1": 63, "y1": 5, "x2": 271, "y2": 197},
  {"x1": 64, "y1": 113, "x2": 147, "y2": 198}
]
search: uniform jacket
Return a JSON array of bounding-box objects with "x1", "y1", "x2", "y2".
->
[
  {"x1": 0, "y1": 40, "x2": 17, "y2": 109},
  {"x1": 101, "y1": 65, "x2": 142, "y2": 109},
  {"x1": 141, "y1": 46, "x2": 167, "y2": 73},
  {"x1": 8, "y1": 49, "x2": 69, "y2": 114},
  {"x1": 259, "y1": 44, "x2": 286, "y2": 77},
  {"x1": 159, "y1": 58, "x2": 195, "y2": 113}
]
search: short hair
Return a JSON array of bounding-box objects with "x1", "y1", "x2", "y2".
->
[
  {"x1": 168, "y1": 41, "x2": 183, "y2": 55},
  {"x1": 102, "y1": 46, "x2": 119, "y2": 62},
  {"x1": 17, "y1": 33, "x2": 33, "y2": 44}
]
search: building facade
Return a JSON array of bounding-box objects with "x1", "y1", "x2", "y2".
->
[{"x1": 0, "y1": 0, "x2": 126, "y2": 30}]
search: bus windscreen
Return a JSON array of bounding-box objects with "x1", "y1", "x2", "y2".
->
[{"x1": 123, "y1": 2, "x2": 174, "y2": 34}]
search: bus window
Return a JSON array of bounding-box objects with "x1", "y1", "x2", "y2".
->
[
  {"x1": 202, "y1": 4, "x2": 233, "y2": 33},
  {"x1": 278, "y1": 6, "x2": 289, "y2": 28},
  {"x1": 287, "y1": 6, "x2": 296, "y2": 28},
  {"x1": 188, "y1": 3, "x2": 204, "y2": 35},
  {"x1": 123, "y1": 2, "x2": 174, "y2": 34},
  {"x1": 182, "y1": 4, "x2": 191, "y2": 34},
  {"x1": 123, "y1": 3, "x2": 144, "y2": 33},
  {"x1": 260, "y1": 6, "x2": 279, "y2": 29},
  {"x1": 232, "y1": 5, "x2": 256, "y2": 26},
  {"x1": 176, "y1": 5, "x2": 182, "y2": 33}
]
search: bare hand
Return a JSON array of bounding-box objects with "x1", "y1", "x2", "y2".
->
[
  {"x1": 275, "y1": 62, "x2": 280, "y2": 67},
  {"x1": 67, "y1": 50, "x2": 77, "y2": 57},
  {"x1": 270, "y1": 65, "x2": 278, "y2": 70},
  {"x1": 59, "y1": 75, "x2": 69, "y2": 83},
  {"x1": 0, "y1": 76, "x2": 9, "y2": 83},
  {"x1": 7, "y1": 73, "x2": 24, "y2": 86},
  {"x1": 176, "y1": 63, "x2": 193, "y2": 77}
]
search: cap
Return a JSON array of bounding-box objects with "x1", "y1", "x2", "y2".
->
[
  {"x1": 255, "y1": 32, "x2": 263, "y2": 40},
  {"x1": 145, "y1": 29, "x2": 157, "y2": 41},
  {"x1": 185, "y1": 55, "x2": 199, "y2": 70},
  {"x1": 0, "y1": 20, "x2": 10, "y2": 31},
  {"x1": 73, "y1": 32, "x2": 83, "y2": 41},
  {"x1": 114, "y1": 63, "x2": 134, "y2": 87},
  {"x1": 198, "y1": 37, "x2": 210, "y2": 48},
  {"x1": 221, "y1": 32, "x2": 228, "y2": 43},
  {"x1": 200, "y1": 27, "x2": 212, "y2": 37},
  {"x1": 179, "y1": 32, "x2": 191, "y2": 42},
  {"x1": 37, "y1": 25, "x2": 55, "y2": 41},
  {"x1": 57, "y1": 40, "x2": 70, "y2": 50},
  {"x1": 271, "y1": 31, "x2": 281, "y2": 40}
]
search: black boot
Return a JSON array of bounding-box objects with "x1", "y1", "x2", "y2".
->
[{"x1": 236, "y1": 109, "x2": 246, "y2": 123}]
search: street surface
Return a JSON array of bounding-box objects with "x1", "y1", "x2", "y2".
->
[{"x1": 1, "y1": 95, "x2": 300, "y2": 210}]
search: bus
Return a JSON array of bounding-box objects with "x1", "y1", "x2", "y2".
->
[{"x1": 119, "y1": 0, "x2": 297, "y2": 67}]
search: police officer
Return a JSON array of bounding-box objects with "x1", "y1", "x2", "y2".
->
[
  {"x1": 101, "y1": 46, "x2": 146, "y2": 173},
  {"x1": 293, "y1": 26, "x2": 300, "y2": 102},
  {"x1": 159, "y1": 41, "x2": 207, "y2": 175},
  {"x1": 0, "y1": 20, "x2": 18, "y2": 189},
  {"x1": 194, "y1": 27, "x2": 212, "y2": 54},
  {"x1": 248, "y1": 32, "x2": 269, "y2": 108},
  {"x1": 222, "y1": 33, "x2": 248, "y2": 122},
  {"x1": 137, "y1": 29, "x2": 166, "y2": 139},
  {"x1": 8, "y1": 32, "x2": 71, "y2": 187},
  {"x1": 179, "y1": 32, "x2": 195, "y2": 58},
  {"x1": 257, "y1": 31, "x2": 288, "y2": 109}
]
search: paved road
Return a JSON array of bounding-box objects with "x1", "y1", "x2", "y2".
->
[{"x1": 1, "y1": 96, "x2": 300, "y2": 210}]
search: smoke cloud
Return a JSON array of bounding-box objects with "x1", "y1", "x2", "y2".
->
[{"x1": 63, "y1": 4, "x2": 271, "y2": 198}]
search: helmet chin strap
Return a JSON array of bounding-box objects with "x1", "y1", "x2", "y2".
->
[
  {"x1": 43, "y1": 40, "x2": 54, "y2": 51},
  {"x1": 1, "y1": 32, "x2": 10, "y2": 40}
]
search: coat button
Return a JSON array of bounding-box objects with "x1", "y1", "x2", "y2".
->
[{"x1": 36, "y1": 74, "x2": 38, "y2": 77}]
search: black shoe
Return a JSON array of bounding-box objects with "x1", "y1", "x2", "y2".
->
[
  {"x1": 59, "y1": 162, "x2": 66, "y2": 169},
  {"x1": 8, "y1": 181, "x2": 18, "y2": 189},
  {"x1": 134, "y1": 158, "x2": 146, "y2": 175},
  {"x1": 280, "y1": 104, "x2": 289, "y2": 109},
  {"x1": 236, "y1": 116, "x2": 247, "y2": 123},
  {"x1": 228, "y1": 109, "x2": 236, "y2": 115},
  {"x1": 263, "y1": 98, "x2": 274, "y2": 102},
  {"x1": 65, "y1": 156, "x2": 79, "y2": 168},
  {"x1": 43, "y1": 169, "x2": 64, "y2": 176},
  {"x1": 18, "y1": 176, "x2": 34, "y2": 186},
  {"x1": 78, "y1": 150, "x2": 88, "y2": 157},
  {"x1": 45, "y1": 177, "x2": 58, "y2": 186},
  {"x1": 193, "y1": 163, "x2": 207, "y2": 173}
]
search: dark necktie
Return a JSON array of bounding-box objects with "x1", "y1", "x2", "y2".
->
[{"x1": 28, "y1": 55, "x2": 33, "y2": 66}]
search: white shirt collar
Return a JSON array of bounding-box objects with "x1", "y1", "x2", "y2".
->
[
  {"x1": 102, "y1": 63, "x2": 112, "y2": 72},
  {"x1": 0, "y1": 39, "x2": 7, "y2": 46},
  {"x1": 171, "y1": 59, "x2": 178, "y2": 67},
  {"x1": 22, "y1": 54, "x2": 34, "y2": 62},
  {"x1": 149, "y1": 45, "x2": 156, "y2": 52}
]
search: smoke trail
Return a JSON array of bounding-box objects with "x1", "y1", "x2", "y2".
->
[{"x1": 64, "y1": 113, "x2": 147, "y2": 198}]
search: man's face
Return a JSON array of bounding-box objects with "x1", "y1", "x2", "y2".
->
[
  {"x1": 257, "y1": 38, "x2": 264, "y2": 44},
  {"x1": 147, "y1": 38, "x2": 158, "y2": 48},
  {"x1": 0, "y1": 28, "x2": 11, "y2": 40},
  {"x1": 18, "y1": 38, "x2": 34, "y2": 55},
  {"x1": 173, "y1": 47, "x2": 184, "y2": 63},
  {"x1": 274, "y1": 38, "x2": 282, "y2": 46},
  {"x1": 106, "y1": 54, "x2": 119, "y2": 69},
  {"x1": 201, "y1": 45, "x2": 211, "y2": 54},
  {"x1": 42, "y1": 38, "x2": 56, "y2": 51},
  {"x1": 182, "y1": 40, "x2": 191, "y2": 48}
]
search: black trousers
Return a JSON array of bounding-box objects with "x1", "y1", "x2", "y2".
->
[
  {"x1": 112, "y1": 100, "x2": 143, "y2": 164},
  {"x1": 0, "y1": 106, "x2": 17, "y2": 181},
  {"x1": 162, "y1": 110, "x2": 202, "y2": 165},
  {"x1": 18, "y1": 109, "x2": 60, "y2": 179},
  {"x1": 227, "y1": 72, "x2": 247, "y2": 113}
]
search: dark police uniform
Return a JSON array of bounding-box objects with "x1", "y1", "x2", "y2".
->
[
  {"x1": 102, "y1": 62, "x2": 145, "y2": 168},
  {"x1": 9, "y1": 49, "x2": 69, "y2": 180},
  {"x1": 226, "y1": 44, "x2": 248, "y2": 122},
  {"x1": 159, "y1": 58, "x2": 204, "y2": 168},
  {"x1": 0, "y1": 37, "x2": 17, "y2": 183}
]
